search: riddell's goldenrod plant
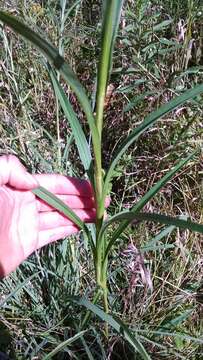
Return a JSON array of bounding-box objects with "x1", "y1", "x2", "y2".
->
[{"x1": 0, "y1": 1, "x2": 203, "y2": 357}]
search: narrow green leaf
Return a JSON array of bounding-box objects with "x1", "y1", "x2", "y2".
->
[
  {"x1": 117, "y1": 79, "x2": 147, "y2": 94},
  {"x1": 137, "y1": 329, "x2": 203, "y2": 344},
  {"x1": 42, "y1": 330, "x2": 86, "y2": 360},
  {"x1": 94, "y1": 0, "x2": 123, "y2": 213},
  {"x1": 0, "y1": 11, "x2": 101, "y2": 169},
  {"x1": 153, "y1": 19, "x2": 173, "y2": 31},
  {"x1": 159, "y1": 38, "x2": 179, "y2": 46},
  {"x1": 102, "y1": 211, "x2": 203, "y2": 261},
  {"x1": 63, "y1": 0, "x2": 82, "y2": 24},
  {"x1": 157, "y1": 309, "x2": 194, "y2": 332},
  {"x1": 103, "y1": 211, "x2": 203, "y2": 240},
  {"x1": 31, "y1": 119, "x2": 57, "y2": 144},
  {"x1": 142, "y1": 19, "x2": 173, "y2": 39},
  {"x1": 141, "y1": 225, "x2": 175, "y2": 252},
  {"x1": 28, "y1": 143, "x2": 53, "y2": 172},
  {"x1": 0, "y1": 272, "x2": 41, "y2": 307},
  {"x1": 62, "y1": 133, "x2": 74, "y2": 164},
  {"x1": 110, "y1": 152, "x2": 197, "y2": 245},
  {"x1": 33, "y1": 187, "x2": 96, "y2": 255},
  {"x1": 124, "y1": 90, "x2": 156, "y2": 112},
  {"x1": 141, "y1": 244, "x2": 175, "y2": 252},
  {"x1": 101, "y1": 85, "x2": 203, "y2": 211},
  {"x1": 78, "y1": 332, "x2": 95, "y2": 360},
  {"x1": 101, "y1": 0, "x2": 123, "y2": 81},
  {"x1": 136, "y1": 213, "x2": 203, "y2": 233},
  {"x1": 71, "y1": 296, "x2": 151, "y2": 360},
  {"x1": 47, "y1": 64, "x2": 92, "y2": 174},
  {"x1": 32, "y1": 186, "x2": 84, "y2": 230},
  {"x1": 95, "y1": 0, "x2": 123, "y2": 137}
]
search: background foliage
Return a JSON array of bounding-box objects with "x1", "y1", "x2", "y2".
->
[{"x1": 0, "y1": 0, "x2": 202, "y2": 358}]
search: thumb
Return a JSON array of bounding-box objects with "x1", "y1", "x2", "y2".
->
[{"x1": 0, "y1": 155, "x2": 38, "y2": 189}]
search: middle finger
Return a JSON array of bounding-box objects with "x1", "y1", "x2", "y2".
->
[
  {"x1": 36, "y1": 194, "x2": 95, "y2": 211},
  {"x1": 39, "y1": 209, "x2": 96, "y2": 230}
]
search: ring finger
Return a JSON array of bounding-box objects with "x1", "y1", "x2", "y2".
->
[{"x1": 39, "y1": 209, "x2": 96, "y2": 231}]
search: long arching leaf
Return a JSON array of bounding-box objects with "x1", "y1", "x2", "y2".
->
[
  {"x1": 32, "y1": 186, "x2": 85, "y2": 230},
  {"x1": 47, "y1": 64, "x2": 92, "y2": 175},
  {"x1": 109, "y1": 151, "x2": 198, "y2": 244},
  {"x1": 42, "y1": 330, "x2": 87, "y2": 360},
  {"x1": 0, "y1": 11, "x2": 101, "y2": 171},
  {"x1": 101, "y1": 211, "x2": 203, "y2": 261},
  {"x1": 32, "y1": 186, "x2": 96, "y2": 255},
  {"x1": 100, "y1": 85, "x2": 203, "y2": 213},
  {"x1": 71, "y1": 296, "x2": 151, "y2": 360},
  {"x1": 95, "y1": 0, "x2": 123, "y2": 137}
]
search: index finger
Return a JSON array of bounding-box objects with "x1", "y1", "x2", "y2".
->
[
  {"x1": 0, "y1": 155, "x2": 38, "y2": 189},
  {"x1": 34, "y1": 174, "x2": 94, "y2": 197}
]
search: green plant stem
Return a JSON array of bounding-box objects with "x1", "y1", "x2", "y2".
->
[
  {"x1": 95, "y1": 172, "x2": 104, "y2": 222},
  {"x1": 95, "y1": 232, "x2": 104, "y2": 286},
  {"x1": 95, "y1": 0, "x2": 123, "y2": 220},
  {"x1": 101, "y1": 246, "x2": 109, "y2": 337},
  {"x1": 81, "y1": 288, "x2": 102, "y2": 329},
  {"x1": 95, "y1": 235, "x2": 109, "y2": 337},
  {"x1": 101, "y1": 263, "x2": 108, "y2": 307},
  {"x1": 55, "y1": 0, "x2": 67, "y2": 170},
  {"x1": 94, "y1": 2, "x2": 123, "y2": 330},
  {"x1": 95, "y1": 234, "x2": 109, "y2": 335},
  {"x1": 103, "y1": 286, "x2": 109, "y2": 337},
  {"x1": 95, "y1": 0, "x2": 122, "y2": 139}
]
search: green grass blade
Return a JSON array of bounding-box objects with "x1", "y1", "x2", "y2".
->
[
  {"x1": 124, "y1": 91, "x2": 157, "y2": 112},
  {"x1": 101, "y1": 211, "x2": 203, "y2": 260},
  {"x1": 141, "y1": 225, "x2": 175, "y2": 252},
  {"x1": 95, "y1": 0, "x2": 123, "y2": 137},
  {"x1": 0, "y1": 272, "x2": 41, "y2": 307},
  {"x1": 42, "y1": 330, "x2": 87, "y2": 360},
  {"x1": 157, "y1": 309, "x2": 194, "y2": 332},
  {"x1": 110, "y1": 152, "x2": 198, "y2": 244},
  {"x1": 0, "y1": 11, "x2": 101, "y2": 168},
  {"x1": 71, "y1": 296, "x2": 151, "y2": 360},
  {"x1": 47, "y1": 64, "x2": 92, "y2": 175},
  {"x1": 101, "y1": 85, "x2": 203, "y2": 210},
  {"x1": 102, "y1": 211, "x2": 203, "y2": 261},
  {"x1": 33, "y1": 187, "x2": 96, "y2": 255},
  {"x1": 63, "y1": 0, "x2": 82, "y2": 24},
  {"x1": 138, "y1": 330, "x2": 203, "y2": 344},
  {"x1": 32, "y1": 186, "x2": 85, "y2": 230},
  {"x1": 136, "y1": 213, "x2": 203, "y2": 233}
]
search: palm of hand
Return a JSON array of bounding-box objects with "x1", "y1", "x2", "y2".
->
[
  {"x1": 0, "y1": 185, "x2": 39, "y2": 275},
  {"x1": 0, "y1": 155, "x2": 97, "y2": 278}
]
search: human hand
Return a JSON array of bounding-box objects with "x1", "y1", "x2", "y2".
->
[{"x1": 0, "y1": 155, "x2": 97, "y2": 277}]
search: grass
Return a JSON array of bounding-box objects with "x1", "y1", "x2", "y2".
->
[{"x1": 0, "y1": 0, "x2": 203, "y2": 358}]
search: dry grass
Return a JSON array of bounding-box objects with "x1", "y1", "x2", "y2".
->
[{"x1": 0, "y1": 0, "x2": 202, "y2": 358}]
